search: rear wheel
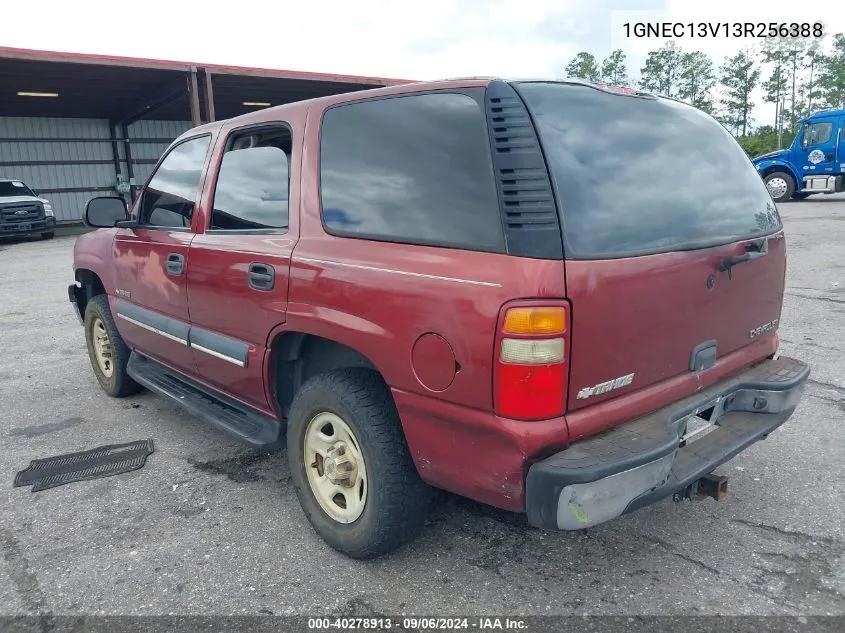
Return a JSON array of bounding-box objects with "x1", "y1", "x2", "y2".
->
[
  {"x1": 287, "y1": 368, "x2": 432, "y2": 559},
  {"x1": 764, "y1": 171, "x2": 795, "y2": 203},
  {"x1": 84, "y1": 295, "x2": 142, "y2": 397}
]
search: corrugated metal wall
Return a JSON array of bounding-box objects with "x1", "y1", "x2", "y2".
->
[
  {"x1": 127, "y1": 120, "x2": 192, "y2": 186},
  {"x1": 0, "y1": 117, "x2": 192, "y2": 222},
  {"x1": 0, "y1": 117, "x2": 112, "y2": 222}
]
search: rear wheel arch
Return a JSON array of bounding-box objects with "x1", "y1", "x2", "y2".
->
[{"x1": 270, "y1": 332, "x2": 382, "y2": 417}]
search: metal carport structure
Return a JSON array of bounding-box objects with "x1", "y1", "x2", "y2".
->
[{"x1": 0, "y1": 47, "x2": 410, "y2": 222}]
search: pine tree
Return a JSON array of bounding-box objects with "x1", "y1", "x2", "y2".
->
[
  {"x1": 565, "y1": 53, "x2": 600, "y2": 82},
  {"x1": 639, "y1": 41, "x2": 684, "y2": 98},
  {"x1": 600, "y1": 50, "x2": 629, "y2": 85},
  {"x1": 802, "y1": 38, "x2": 826, "y2": 114},
  {"x1": 679, "y1": 51, "x2": 716, "y2": 110},
  {"x1": 719, "y1": 49, "x2": 760, "y2": 136},
  {"x1": 818, "y1": 33, "x2": 845, "y2": 109},
  {"x1": 761, "y1": 38, "x2": 791, "y2": 145}
]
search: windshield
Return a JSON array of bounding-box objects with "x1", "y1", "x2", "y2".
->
[
  {"x1": 0, "y1": 180, "x2": 36, "y2": 198},
  {"x1": 516, "y1": 82, "x2": 781, "y2": 259}
]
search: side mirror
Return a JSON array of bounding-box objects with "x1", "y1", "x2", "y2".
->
[{"x1": 84, "y1": 196, "x2": 129, "y2": 228}]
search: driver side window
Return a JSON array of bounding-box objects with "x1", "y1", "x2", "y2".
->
[
  {"x1": 804, "y1": 121, "x2": 833, "y2": 146},
  {"x1": 136, "y1": 135, "x2": 211, "y2": 229}
]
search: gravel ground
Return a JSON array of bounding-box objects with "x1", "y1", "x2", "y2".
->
[{"x1": 0, "y1": 198, "x2": 843, "y2": 617}]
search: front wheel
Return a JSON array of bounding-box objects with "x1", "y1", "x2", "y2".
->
[
  {"x1": 41, "y1": 231, "x2": 54, "y2": 240},
  {"x1": 764, "y1": 171, "x2": 795, "y2": 203},
  {"x1": 791, "y1": 192, "x2": 811, "y2": 200},
  {"x1": 84, "y1": 295, "x2": 142, "y2": 397},
  {"x1": 287, "y1": 368, "x2": 433, "y2": 559}
]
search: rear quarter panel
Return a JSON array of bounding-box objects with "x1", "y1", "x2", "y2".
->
[{"x1": 286, "y1": 96, "x2": 568, "y2": 413}]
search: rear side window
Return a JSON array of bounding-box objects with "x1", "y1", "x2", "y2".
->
[
  {"x1": 319, "y1": 92, "x2": 504, "y2": 251},
  {"x1": 211, "y1": 126, "x2": 291, "y2": 231},
  {"x1": 516, "y1": 82, "x2": 780, "y2": 259}
]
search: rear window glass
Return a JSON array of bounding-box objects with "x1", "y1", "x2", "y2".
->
[
  {"x1": 517, "y1": 82, "x2": 781, "y2": 259},
  {"x1": 319, "y1": 91, "x2": 504, "y2": 252}
]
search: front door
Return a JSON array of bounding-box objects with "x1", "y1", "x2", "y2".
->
[
  {"x1": 794, "y1": 116, "x2": 841, "y2": 184},
  {"x1": 113, "y1": 134, "x2": 213, "y2": 376},
  {"x1": 186, "y1": 122, "x2": 298, "y2": 411}
]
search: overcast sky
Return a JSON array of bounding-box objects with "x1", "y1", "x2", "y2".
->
[{"x1": 6, "y1": 0, "x2": 845, "y2": 129}]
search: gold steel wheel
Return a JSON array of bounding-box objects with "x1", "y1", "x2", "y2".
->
[
  {"x1": 91, "y1": 317, "x2": 114, "y2": 378},
  {"x1": 303, "y1": 412, "x2": 368, "y2": 523}
]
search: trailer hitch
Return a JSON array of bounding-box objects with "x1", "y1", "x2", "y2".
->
[{"x1": 672, "y1": 473, "x2": 729, "y2": 503}]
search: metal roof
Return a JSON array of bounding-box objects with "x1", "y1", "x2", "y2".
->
[{"x1": 0, "y1": 46, "x2": 413, "y2": 122}]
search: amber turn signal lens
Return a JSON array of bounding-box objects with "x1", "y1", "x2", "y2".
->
[{"x1": 502, "y1": 307, "x2": 566, "y2": 335}]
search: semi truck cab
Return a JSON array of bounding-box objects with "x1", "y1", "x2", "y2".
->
[{"x1": 753, "y1": 108, "x2": 845, "y2": 202}]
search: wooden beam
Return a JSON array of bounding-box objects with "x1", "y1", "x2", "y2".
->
[
  {"x1": 203, "y1": 70, "x2": 216, "y2": 123},
  {"x1": 188, "y1": 68, "x2": 201, "y2": 127}
]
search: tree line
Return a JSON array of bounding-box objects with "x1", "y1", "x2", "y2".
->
[{"x1": 564, "y1": 34, "x2": 845, "y2": 157}]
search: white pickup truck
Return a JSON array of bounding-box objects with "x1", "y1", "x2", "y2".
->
[{"x1": 0, "y1": 178, "x2": 56, "y2": 239}]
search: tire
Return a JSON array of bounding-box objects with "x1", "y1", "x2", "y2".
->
[
  {"x1": 41, "y1": 231, "x2": 54, "y2": 239},
  {"x1": 791, "y1": 192, "x2": 811, "y2": 200},
  {"x1": 764, "y1": 171, "x2": 795, "y2": 203},
  {"x1": 84, "y1": 294, "x2": 142, "y2": 397},
  {"x1": 287, "y1": 368, "x2": 433, "y2": 559}
]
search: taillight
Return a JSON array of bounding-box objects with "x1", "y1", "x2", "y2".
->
[{"x1": 494, "y1": 302, "x2": 569, "y2": 420}]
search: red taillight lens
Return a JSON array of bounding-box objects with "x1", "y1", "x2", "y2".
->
[
  {"x1": 495, "y1": 362, "x2": 565, "y2": 419},
  {"x1": 494, "y1": 303, "x2": 569, "y2": 421}
]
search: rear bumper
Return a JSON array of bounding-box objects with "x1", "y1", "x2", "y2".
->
[
  {"x1": 0, "y1": 217, "x2": 55, "y2": 237},
  {"x1": 525, "y1": 356, "x2": 810, "y2": 530}
]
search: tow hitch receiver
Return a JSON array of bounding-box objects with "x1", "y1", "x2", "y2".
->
[{"x1": 673, "y1": 473, "x2": 729, "y2": 503}]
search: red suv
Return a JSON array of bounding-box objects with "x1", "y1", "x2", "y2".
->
[{"x1": 69, "y1": 79, "x2": 809, "y2": 558}]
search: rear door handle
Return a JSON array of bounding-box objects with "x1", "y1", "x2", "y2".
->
[
  {"x1": 248, "y1": 263, "x2": 274, "y2": 290},
  {"x1": 166, "y1": 253, "x2": 185, "y2": 275}
]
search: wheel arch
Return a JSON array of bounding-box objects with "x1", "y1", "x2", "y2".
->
[
  {"x1": 760, "y1": 163, "x2": 800, "y2": 187},
  {"x1": 269, "y1": 331, "x2": 383, "y2": 418},
  {"x1": 73, "y1": 268, "x2": 107, "y2": 317}
]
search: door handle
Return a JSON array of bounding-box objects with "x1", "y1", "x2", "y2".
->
[
  {"x1": 826, "y1": 153, "x2": 834, "y2": 161},
  {"x1": 166, "y1": 253, "x2": 185, "y2": 275},
  {"x1": 248, "y1": 263, "x2": 275, "y2": 290}
]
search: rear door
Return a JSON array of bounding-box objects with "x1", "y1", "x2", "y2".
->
[
  {"x1": 186, "y1": 121, "x2": 300, "y2": 411},
  {"x1": 112, "y1": 134, "x2": 212, "y2": 376},
  {"x1": 516, "y1": 82, "x2": 786, "y2": 412}
]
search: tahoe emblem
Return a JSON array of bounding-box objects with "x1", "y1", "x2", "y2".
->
[
  {"x1": 749, "y1": 319, "x2": 778, "y2": 339},
  {"x1": 577, "y1": 373, "x2": 635, "y2": 400}
]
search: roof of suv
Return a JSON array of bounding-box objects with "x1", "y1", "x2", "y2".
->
[
  {"x1": 177, "y1": 78, "x2": 656, "y2": 143},
  {"x1": 182, "y1": 78, "x2": 492, "y2": 138}
]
